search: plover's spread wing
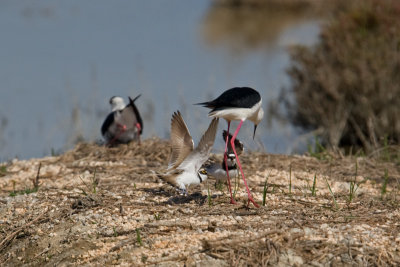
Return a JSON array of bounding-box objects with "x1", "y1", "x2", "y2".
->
[
  {"x1": 168, "y1": 111, "x2": 194, "y2": 170},
  {"x1": 178, "y1": 118, "x2": 219, "y2": 173},
  {"x1": 222, "y1": 130, "x2": 244, "y2": 156}
]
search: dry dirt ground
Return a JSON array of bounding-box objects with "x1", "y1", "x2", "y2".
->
[{"x1": 1, "y1": 138, "x2": 400, "y2": 266}]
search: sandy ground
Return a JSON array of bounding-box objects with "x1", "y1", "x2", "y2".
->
[{"x1": 1, "y1": 138, "x2": 400, "y2": 266}]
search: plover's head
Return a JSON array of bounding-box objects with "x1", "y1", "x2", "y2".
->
[
  {"x1": 197, "y1": 168, "x2": 208, "y2": 182},
  {"x1": 109, "y1": 96, "x2": 126, "y2": 112},
  {"x1": 252, "y1": 107, "x2": 264, "y2": 139}
]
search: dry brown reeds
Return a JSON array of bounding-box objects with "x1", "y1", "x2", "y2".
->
[{"x1": 281, "y1": 0, "x2": 400, "y2": 154}]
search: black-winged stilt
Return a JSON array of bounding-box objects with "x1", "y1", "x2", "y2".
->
[
  {"x1": 158, "y1": 111, "x2": 219, "y2": 195},
  {"x1": 197, "y1": 87, "x2": 264, "y2": 207},
  {"x1": 101, "y1": 95, "x2": 143, "y2": 145}
]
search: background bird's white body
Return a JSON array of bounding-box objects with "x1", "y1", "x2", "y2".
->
[{"x1": 101, "y1": 95, "x2": 143, "y2": 144}]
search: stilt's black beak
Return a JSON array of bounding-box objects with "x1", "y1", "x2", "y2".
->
[{"x1": 253, "y1": 125, "x2": 258, "y2": 139}]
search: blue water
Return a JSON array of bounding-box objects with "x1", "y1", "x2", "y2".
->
[{"x1": 0, "y1": 1, "x2": 321, "y2": 161}]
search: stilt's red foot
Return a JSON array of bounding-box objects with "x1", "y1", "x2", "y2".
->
[
  {"x1": 230, "y1": 199, "x2": 237, "y2": 205},
  {"x1": 248, "y1": 197, "x2": 260, "y2": 208}
]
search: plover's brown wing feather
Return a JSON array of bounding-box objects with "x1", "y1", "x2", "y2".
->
[
  {"x1": 179, "y1": 118, "x2": 219, "y2": 172},
  {"x1": 222, "y1": 130, "x2": 244, "y2": 156},
  {"x1": 157, "y1": 169, "x2": 183, "y2": 188},
  {"x1": 168, "y1": 111, "x2": 194, "y2": 170}
]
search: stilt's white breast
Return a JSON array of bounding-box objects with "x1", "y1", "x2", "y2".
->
[{"x1": 209, "y1": 100, "x2": 262, "y2": 122}]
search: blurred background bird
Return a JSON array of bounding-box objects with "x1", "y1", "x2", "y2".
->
[{"x1": 101, "y1": 95, "x2": 143, "y2": 146}]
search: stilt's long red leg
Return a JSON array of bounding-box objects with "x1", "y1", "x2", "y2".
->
[
  {"x1": 231, "y1": 120, "x2": 259, "y2": 208},
  {"x1": 224, "y1": 121, "x2": 236, "y2": 204}
]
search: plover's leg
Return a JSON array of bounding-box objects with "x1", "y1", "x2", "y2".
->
[
  {"x1": 224, "y1": 121, "x2": 236, "y2": 204},
  {"x1": 231, "y1": 120, "x2": 259, "y2": 208},
  {"x1": 176, "y1": 185, "x2": 187, "y2": 196}
]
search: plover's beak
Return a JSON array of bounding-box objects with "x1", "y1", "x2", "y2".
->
[{"x1": 253, "y1": 125, "x2": 258, "y2": 139}]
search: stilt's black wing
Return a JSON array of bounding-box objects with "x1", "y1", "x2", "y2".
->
[
  {"x1": 101, "y1": 112, "x2": 115, "y2": 136},
  {"x1": 128, "y1": 95, "x2": 143, "y2": 134},
  {"x1": 195, "y1": 87, "x2": 261, "y2": 112}
]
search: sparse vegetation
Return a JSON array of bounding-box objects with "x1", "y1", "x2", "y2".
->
[
  {"x1": 136, "y1": 228, "x2": 143, "y2": 247},
  {"x1": 215, "y1": 180, "x2": 224, "y2": 191},
  {"x1": 9, "y1": 163, "x2": 41, "y2": 197},
  {"x1": 308, "y1": 174, "x2": 317, "y2": 197},
  {"x1": 1, "y1": 140, "x2": 400, "y2": 265},
  {"x1": 9, "y1": 187, "x2": 38, "y2": 197},
  {"x1": 262, "y1": 170, "x2": 272, "y2": 206},
  {"x1": 0, "y1": 165, "x2": 7, "y2": 177},
  {"x1": 280, "y1": 0, "x2": 400, "y2": 154},
  {"x1": 207, "y1": 184, "x2": 213, "y2": 206},
  {"x1": 307, "y1": 136, "x2": 331, "y2": 160},
  {"x1": 153, "y1": 213, "x2": 161, "y2": 220},
  {"x1": 381, "y1": 169, "x2": 389, "y2": 199},
  {"x1": 347, "y1": 161, "x2": 360, "y2": 205},
  {"x1": 324, "y1": 177, "x2": 338, "y2": 210},
  {"x1": 78, "y1": 168, "x2": 99, "y2": 195}
]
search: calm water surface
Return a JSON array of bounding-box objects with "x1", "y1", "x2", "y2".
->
[{"x1": 0, "y1": 1, "x2": 321, "y2": 161}]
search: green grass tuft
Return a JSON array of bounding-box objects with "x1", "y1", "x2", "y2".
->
[
  {"x1": 324, "y1": 177, "x2": 338, "y2": 210},
  {"x1": 91, "y1": 168, "x2": 98, "y2": 194},
  {"x1": 0, "y1": 165, "x2": 7, "y2": 176},
  {"x1": 9, "y1": 187, "x2": 38, "y2": 197},
  {"x1": 262, "y1": 170, "x2": 272, "y2": 206},
  {"x1": 136, "y1": 228, "x2": 143, "y2": 246},
  {"x1": 307, "y1": 136, "x2": 329, "y2": 160},
  {"x1": 381, "y1": 169, "x2": 389, "y2": 199},
  {"x1": 215, "y1": 180, "x2": 224, "y2": 191},
  {"x1": 207, "y1": 184, "x2": 213, "y2": 207},
  {"x1": 310, "y1": 174, "x2": 317, "y2": 197},
  {"x1": 348, "y1": 161, "x2": 360, "y2": 204}
]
